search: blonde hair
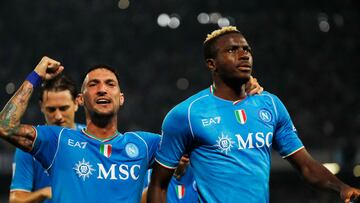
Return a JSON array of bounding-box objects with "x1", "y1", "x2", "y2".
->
[{"x1": 204, "y1": 26, "x2": 240, "y2": 44}]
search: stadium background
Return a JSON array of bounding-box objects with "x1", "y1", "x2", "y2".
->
[{"x1": 0, "y1": 0, "x2": 359, "y2": 202}]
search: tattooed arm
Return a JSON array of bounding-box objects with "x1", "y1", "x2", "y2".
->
[{"x1": 0, "y1": 56, "x2": 63, "y2": 151}]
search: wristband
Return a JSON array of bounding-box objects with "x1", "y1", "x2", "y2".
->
[{"x1": 26, "y1": 71, "x2": 42, "y2": 87}]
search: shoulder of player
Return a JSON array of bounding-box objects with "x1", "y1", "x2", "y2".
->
[
  {"x1": 249, "y1": 91, "x2": 282, "y2": 102},
  {"x1": 14, "y1": 147, "x2": 34, "y2": 161},
  {"x1": 123, "y1": 131, "x2": 161, "y2": 144},
  {"x1": 167, "y1": 88, "x2": 210, "y2": 117}
]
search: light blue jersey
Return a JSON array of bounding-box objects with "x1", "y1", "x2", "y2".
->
[
  {"x1": 167, "y1": 166, "x2": 198, "y2": 203},
  {"x1": 10, "y1": 123, "x2": 85, "y2": 203},
  {"x1": 156, "y1": 87, "x2": 304, "y2": 203},
  {"x1": 144, "y1": 168, "x2": 198, "y2": 203},
  {"x1": 30, "y1": 126, "x2": 160, "y2": 203}
]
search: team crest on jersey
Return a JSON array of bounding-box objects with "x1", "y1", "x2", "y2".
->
[
  {"x1": 125, "y1": 143, "x2": 139, "y2": 158},
  {"x1": 176, "y1": 184, "x2": 185, "y2": 199},
  {"x1": 258, "y1": 109, "x2": 272, "y2": 123},
  {"x1": 100, "y1": 144, "x2": 112, "y2": 158},
  {"x1": 73, "y1": 158, "x2": 96, "y2": 181},
  {"x1": 214, "y1": 133, "x2": 235, "y2": 154},
  {"x1": 234, "y1": 109, "x2": 247, "y2": 124}
]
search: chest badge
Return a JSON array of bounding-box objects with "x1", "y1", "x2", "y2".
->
[
  {"x1": 259, "y1": 109, "x2": 272, "y2": 123},
  {"x1": 234, "y1": 109, "x2": 247, "y2": 124},
  {"x1": 100, "y1": 144, "x2": 112, "y2": 158},
  {"x1": 125, "y1": 143, "x2": 139, "y2": 158}
]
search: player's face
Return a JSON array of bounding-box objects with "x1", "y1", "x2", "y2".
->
[
  {"x1": 40, "y1": 90, "x2": 78, "y2": 129},
  {"x1": 80, "y1": 68, "x2": 124, "y2": 117},
  {"x1": 211, "y1": 33, "x2": 253, "y2": 82}
]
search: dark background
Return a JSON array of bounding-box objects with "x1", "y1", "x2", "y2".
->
[{"x1": 0, "y1": 0, "x2": 359, "y2": 202}]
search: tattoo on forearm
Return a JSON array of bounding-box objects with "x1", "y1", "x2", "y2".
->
[{"x1": 0, "y1": 82, "x2": 35, "y2": 150}]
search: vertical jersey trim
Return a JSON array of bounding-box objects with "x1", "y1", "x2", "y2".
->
[
  {"x1": 187, "y1": 95, "x2": 210, "y2": 140},
  {"x1": 47, "y1": 128, "x2": 66, "y2": 171},
  {"x1": 263, "y1": 94, "x2": 278, "y2": 120},
  {"x1": 129, "y1": 132, "x2": 149, "y2": 165}
]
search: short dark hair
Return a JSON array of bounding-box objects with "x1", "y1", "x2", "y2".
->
[
  {"x1": 203, "y1": 27, "x2": 242, "y2": 60},
  {"x1": 39, "y1": 74, "x2": 78, "y2": 101},
  {"x1": 81, "y1": 64, "x2": 121, "y2": 91}
]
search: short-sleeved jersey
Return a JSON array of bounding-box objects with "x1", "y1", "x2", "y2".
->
[
  {"x1": 167, "y1": 166, "x2": 198, "y2": 203},
  {"x1": 10, "y1": 123, "x2": 85, "y2": 203},
  {"x1": 156, "y1": 88, "x2": 304, "y2": 203},
  {"x1": 30, "y1": 126, "x2": 160, "y2": 203}
]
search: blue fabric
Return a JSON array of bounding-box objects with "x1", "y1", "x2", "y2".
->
[
  {"x1": 167, "y1": 167, "x2": 198, "y2": 203},
  {"x1": 156, "y1": 88, "x2": 303, "y2": 203},
  {"x1": 31, "y1": 126, "x2": 160, "y2": 203},
  {"x1": 10, "y1": 123, "x2": 85, "y2": 203}
]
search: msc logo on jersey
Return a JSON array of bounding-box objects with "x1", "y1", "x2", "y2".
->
[
  {"x1": 215, "y1": 132, "x2": 273, "y2": 154},
  {"x1": 73, "y1": 158, "x2": 96, "y2": 181},
  {"x1": 259, "y1": 109, "x2": 272, "y2": 123},
  {"x1": 125, "y1": 143, "x2": 139, "y2": 158},
  {"x1": 214, "y1": 133, "x2": 235, "y2": 154}
]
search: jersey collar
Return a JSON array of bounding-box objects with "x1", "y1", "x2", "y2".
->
[
  {"x1": 210, "y1": 84, "x2": 247, "y2": 105},
  {"x1": 81, "y1": 128, "x2": 121, "y2": 142}
]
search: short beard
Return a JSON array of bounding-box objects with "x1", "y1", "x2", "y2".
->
[{"x1": 90, "y1": 111, "x2": 115, "y2": 128}]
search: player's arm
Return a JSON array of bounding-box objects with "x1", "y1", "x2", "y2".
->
[
  {"x1": 147, "y1": 162, "x2": 175, "y2": 203},
  {"x1": 141, "y1": 187, "x2": 148, "y2": 203},
  {"x1": 0, "y1": 56, "x2": 63, "y2": 151},
  {"x1": 9, "y1": 187, "x2": 51, "y2": 203},
  {"x1": 287, "y1": 148, "x2": 360, "y2": 203},
  {"x1": 245, "y1": 76, "x2": 263, "y2": 95}
]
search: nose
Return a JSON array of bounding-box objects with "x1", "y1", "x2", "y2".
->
[
  {"x1": 54, "y1": 109, "x2": 63, "y2": 121},
  {"x1": 238, "y1": 49, "x2": 250, "y2": 60},
  {"x1": 97, "y1": 83, "x2": 107, "y2": 96}
]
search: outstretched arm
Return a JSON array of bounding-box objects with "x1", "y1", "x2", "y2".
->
[
  {"x1": 287, "y1": 148, "x2": 360, "y2": 203},
  {"x1": 147, "y1": 162, "x2": 175, "y2": 203},
  {"x1": 0, "y1": 56, "x2": 63, "y2": 151},
  {"x1": 9, "y1": 187, "x2": 51, "y2": 203}
]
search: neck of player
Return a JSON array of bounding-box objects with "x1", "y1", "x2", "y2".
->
[
  {"x1": 212, "y1": 78, "x2": 247, "y2": 101},
  {"x1": 85, "y1": 114, "x2": 118, "y2": 139}
]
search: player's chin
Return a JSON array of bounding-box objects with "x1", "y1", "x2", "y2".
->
[{"x1": 236, "y1": 72, "x2": 251, "y2": 82}]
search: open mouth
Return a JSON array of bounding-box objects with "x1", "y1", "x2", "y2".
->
[{"x1": 96, "y1": 98, "x2": 111, "y2": 104}]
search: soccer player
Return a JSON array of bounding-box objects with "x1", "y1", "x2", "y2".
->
[
  {"x1": 148, "y1": 26, "x2": 360, "y2": 203},
  {"x1": 10, "y1": 74, "x2": 85, "y2": 203},
  {"x1": 0, "y1": 57, "x2": 160, "y2": 202}
]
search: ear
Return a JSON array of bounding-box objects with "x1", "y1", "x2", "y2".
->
[
  {"x1": 206, "y1": 58, "x2": 216, "y2": 72},
  {"x1": 74, "y1": 97, "x2": 79, "y2": 112},
  {"x1": 77, "y1": 93, "x2": 84, "y2": 106},
  {"x1": 39, "y1": 101, "x2": 45, "y2": 113},
  {"x1": 119, "y1": 92, "x2": 125, "y2": 106}
]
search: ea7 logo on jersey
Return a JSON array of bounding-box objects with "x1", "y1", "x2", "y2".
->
[
  {"x1": 68, "y1": 139, "x2": 87, "y2": 149},
  {"x1": 201, "y1": 116, "x2": 221, "y2": 127}
]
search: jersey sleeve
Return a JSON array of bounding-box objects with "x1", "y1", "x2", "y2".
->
[
  {"x1": 271, "y1": 95, "x2": 304, "y2": 157},
  {"x1": 10, "y1": 149, "x2": 35, "y2": 192},
  {"x1": 136, "y1": 131, "x2": 161, "y2": 166},
  {"x1": 156, "y1": 106, "x2": 193, "y2": 169},
  {"x1": 30, "y1": 125, "x2": 64, "y2": 170}
]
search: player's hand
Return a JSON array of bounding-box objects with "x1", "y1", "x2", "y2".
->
[
  {"x1": 34, "y1": 56, "x2": 64, "y2": 80},
  {"x1": 245, "y1": 76, "x2": 263, "y2": 95},
  {"x1": 39, "y1": 187, "x2": 52, "y2": 199},
  {"x1": 341, "y1": 185, "x2": 360, "y2": 203}
]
